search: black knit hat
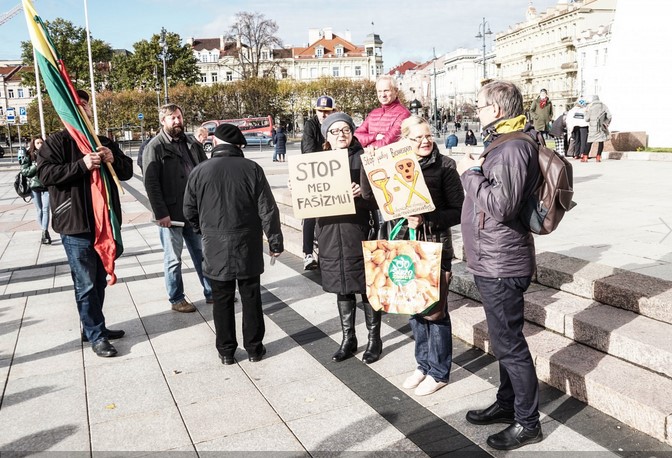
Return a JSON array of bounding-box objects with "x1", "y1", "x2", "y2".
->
[{"x1": 213, "y1": 123, "x2": 247, "y2": 146}]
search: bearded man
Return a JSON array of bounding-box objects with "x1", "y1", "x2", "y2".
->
[{"x1": 143, "y1": 104, "x2": 212, "y2": 313}]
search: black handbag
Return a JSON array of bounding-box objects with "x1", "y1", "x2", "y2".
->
[{"x1": 14, "y1": 172, "x2": 32, "y2": 201}]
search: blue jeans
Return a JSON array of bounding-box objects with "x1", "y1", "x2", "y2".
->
[
  {"x1": 32, "y1": 190, "x2": 50, "y2": 231},
  {"x1": 473, "y1": 275, "x2": 539, "y2": 429},
  {"x1": 158, "y1": 224, "x2": 212, "y2": 304},
  {"x1": 62, "y1": 234, "x2": 108, "y2": 344},
  {"x1": 409, "y1": 313, "x2": 453, "y2": 383}
]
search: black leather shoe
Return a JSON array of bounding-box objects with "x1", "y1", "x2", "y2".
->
[
  {"x1": 487, "y1": 422, "x2": 543, "y2": 450},
  {"x1": 248, "y1": 346, "x2": 266, "y2": 362},
  {"x1": 466, "y1": 402, "x2": 515, "y2": 425},
  {"x1": 92, "y1": 338, "x2": 118, "y2": 357},
  {"x1": 82, "y1": 329, "x2": 125, "y2": 343},
  {"x1": 219, "y1": 355, "x2": 236, "y2": 365}
]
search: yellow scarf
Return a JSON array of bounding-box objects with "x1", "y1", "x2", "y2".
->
[{"x1": 495, "y1": 114, "x2": 527, "y2": 134}]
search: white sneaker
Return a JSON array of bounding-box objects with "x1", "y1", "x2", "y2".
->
[
  {"x1": 303, "y1": 254, "x2": 318, "y2": 270},
  {"x1": 414, "y1": 376, "x2": 448, "y2": 396},
  {"x1": 402, "y1": 369, "x2": 426, "y2": 389}
]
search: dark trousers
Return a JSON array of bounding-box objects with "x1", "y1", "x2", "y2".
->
[
  {"x1": 211, "y1": 276, "x2": 265, "y2": 357},
  {"x1": 473, "y1": 275, "x2": 540, "y2": 429},
  {"x1": 62, "y1": 234, "x2": 108, "y2": 344},
  {"x1": 586, "y1": 141, "x2": 604, "y2": 157},
  {"x1": 302, "y1": 218, "x2": 316, "y2": 255},
  {"x1": 573, "y1": 126, "x2": 589, "y2": 156}
]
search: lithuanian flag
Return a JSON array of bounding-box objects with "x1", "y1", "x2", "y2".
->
[{"x1": 22, "y1": 0, "x2": 123, "y2": 285}]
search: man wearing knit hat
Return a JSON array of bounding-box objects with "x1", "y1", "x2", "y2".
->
[
  {"x1": 300, "y1": 95, "x2": 335, "y2": 270},
  {"x1": 184, "y1": 123, "x2": 284, "y2": 365}
]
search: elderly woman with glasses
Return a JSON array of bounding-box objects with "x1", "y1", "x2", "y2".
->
[
  {"x1": 363, "y1": 115, "x2": 464, "y2": 396},
  {"x1": 316, "y1": 112, "x2": 382, "y2": 364}
]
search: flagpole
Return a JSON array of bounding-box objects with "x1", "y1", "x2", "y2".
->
[
  {"x1": 83, "y1": 0, "x2": 99, "y2": 134},
  {"x1": 32, "y1": 47, "x2": 46, "y2": 139}
]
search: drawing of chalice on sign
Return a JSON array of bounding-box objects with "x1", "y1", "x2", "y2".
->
[
  {"x1": 394, "y1": 159, "x2": 430, "y2": 205},
  {"x1": 368, "y1": 169, "x2": 394, "y2": 215}
]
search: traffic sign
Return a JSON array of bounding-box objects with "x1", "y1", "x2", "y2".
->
[
  {"x1": 19, "y1": 107, "x2": 27, "y2": 124},
  {"x1": 6, "y1": 108, "x2": 15, "y2": 125},
  {"x1": 138, "y1": 113, "x2": 144, "y2": 120}
]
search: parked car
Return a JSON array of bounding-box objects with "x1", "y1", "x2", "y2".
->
[{"x1": 244, "y1": 133, "x2": 274, "y2": 147}]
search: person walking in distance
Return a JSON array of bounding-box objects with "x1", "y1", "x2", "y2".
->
[
  {"x1": 300, "y1": 95, "x2": 335, "y2": 270},
  {"x1": 273, "y1": 125, "x2": 287, "y2": 162},
  {"x1": 184, "y1": 124, "x2": 283, "y2": 364},
  {"x1": 142, "y1": 104, "x2": 213, "y2": 313},
  {"x1": 584, "y1": 95, "x2": 612, "y2": 162},
  {"x1": 37, "y1": 90, "x2": 133, "y2": 357},
  {"x1": 457, "y1": 81, "x2": 543, "y2": 450},
  {"x1": 21, "y1": 136, "x2": 51, "y2": 244},
  {"x1": 529, "y1": 88, "x2": 553, "y2": 138},
  {"x1": 355, "y1": 75, "x2": 411, "y2": 149}
]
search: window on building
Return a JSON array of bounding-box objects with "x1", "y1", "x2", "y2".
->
[
  {"x1": 336, "y1": 46, "x2": 343, "y2": 57},
  {"x1": 200, "y1": 53, "x2": 208, "y2": 63},
  {"x1": 226, "y1": 72, "x2": 233, "y2": 81},
  {"x1": 310, "y1": 67, "x2": 317, "y2": 78},
  {"x1": 281, "y1": 69, "x2": 288, "y2": 79},
  {"x1": 355, "y1": 66, "x2": 361, "y2": 76},
  {"x1": 8, "y1": 89, "x2": 14, "y2": 98},
  {"x1": 366, "y1": 48, "x2": 373, "y2": 57},
  {"x1": 332, "y1": 67, "x2": 339, "y2": 77},
  {"x1": 211, "y1": 72, "x2": 218, "y2": 83},
  {"x1": 603, "y1": 48, "x2": 608, "y2": 66},
  {"x1": 17, "y1": 88, "x2": 24, "y2": 98},
  {"x1": 200, "y1": 73, "x2": 207, "y2": 83},
  {"x1": 594, "y1": 49, "x2": 599, "y2": 65},
  {"x1": 262, "y1": 51, "x2": 269, "y2": 60},
  {"x1": 316, "y1": 47, "x2": 323, "y2": 58}
]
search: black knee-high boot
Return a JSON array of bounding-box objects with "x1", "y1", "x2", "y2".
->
[
  {"x1": 332, "y1": 299, "x2": 357, "y2": 362},
  {"x1": 362, "y1": 302, "x2": 382, "y2": 364}
]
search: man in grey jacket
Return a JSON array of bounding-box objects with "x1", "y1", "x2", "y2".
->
[
  {"x1": 143, "y1": 104, "x2": 212, "y2": 313},
  {"x1": 457, "y1": 81, "x2": 543, "y2": 451}
]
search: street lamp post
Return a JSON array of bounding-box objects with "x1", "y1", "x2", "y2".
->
[
  {"x1": 158, "y1": 27, "x2": 169, "y2": 104},
  {"x1": 475, "y1": 17, "x2": 493, "y2": 81},
  {"x1": 432, "y1": 47, "x2": 440, "y2": 137}
]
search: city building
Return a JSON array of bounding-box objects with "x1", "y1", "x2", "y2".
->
[
  {"x1": 0, "y1": 62, "x2": 33, "y2": 133},
  {"x1": 189, "y1": 28, "x2": 384, "y2": 85},
  {"x1": 494, "y1": 0, "x2": 616, "y2": 110}
]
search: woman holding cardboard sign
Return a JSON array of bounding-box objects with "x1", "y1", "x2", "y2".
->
[
  {"x1": 364, "y1": 115, "x2": 463, "y2": 396},
  {"x1": 317, "y1": 112, "x2": 382, "y2": 364}
]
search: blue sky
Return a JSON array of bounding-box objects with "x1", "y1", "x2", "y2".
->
[{"x1": 1, "y1": 0, "x2": 560, "y2": 71}]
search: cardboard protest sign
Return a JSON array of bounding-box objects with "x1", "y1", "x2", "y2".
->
[
  {"x1": 288, "y1": 148, "x2": 356, "y2": 218},
  {"x1": 361, "y1": 139, "x2": 435, "y2": 221}
]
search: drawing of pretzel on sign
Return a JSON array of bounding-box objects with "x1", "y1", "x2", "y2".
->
[{"x1": 361, "y1": 139, "x2": 435, "y2": 221}]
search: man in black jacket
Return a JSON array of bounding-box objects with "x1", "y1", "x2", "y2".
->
[
  {"x1": 37, "y1": 90, "x2": 134, "y2": 357},
  {"x1": 143, "y1": 104, "x2": 212, "y2": 313},
  {"x1": 184, "y1": 124, "x2": 283, "y2": 365},
  {"x1": 299, "y1": 95, "x2": 334, "y2": 270},
  {"x1": 457, "y1": 81, "x2": 543, "y2": 450}
]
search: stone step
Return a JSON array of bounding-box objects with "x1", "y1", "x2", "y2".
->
[
  {"x1": 451, "y1": 228, "x2": 672, "y2": 326},
  {"x1": 450, "y1": 261, "x2": 672, "y2": 378},
  {"x1": 447, "y1": 292, "x2": 672, "y2": 446},
  {"x1": 277, "y1": 201, "x2": 304, "y2": 233}
]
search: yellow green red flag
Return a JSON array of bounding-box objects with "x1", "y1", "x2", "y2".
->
[{"x1": 22, "y1": 0, "x2": 123, "y2": 284}]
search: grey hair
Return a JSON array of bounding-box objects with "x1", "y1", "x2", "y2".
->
[
  {"x1": 159, "y1": 103, "x2": 184, "y2": 122},
  {"x1": 376, "y1": 74, "x2": 399, "y2": 91},
  {"x1": 400, "y1": 115, "x2": 430, "y2": 138},
  {"x1": 478, "y1": 81, "x2": 524, "y2": 119}
]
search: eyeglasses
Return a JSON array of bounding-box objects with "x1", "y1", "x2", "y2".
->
[
  {"x1": 477, "y1": 103, "x2": 493, "y2": 111},
  {"x1": 328, "y1": 126, "x2": 352, "y2": 135},
  {"x1": 409, "y1": 135, "x2": 434, "y2": 143}
]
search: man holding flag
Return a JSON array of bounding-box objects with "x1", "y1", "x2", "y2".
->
[{"x1": 38, "y1": 90, "x2": 134, "y2": 357}]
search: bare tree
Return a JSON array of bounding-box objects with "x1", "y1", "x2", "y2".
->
[{"x1": 228, "y1": 12, "x2": 283, "y2": 79}]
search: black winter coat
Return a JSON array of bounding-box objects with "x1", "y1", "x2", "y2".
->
[
  {"x1": 316, "y1": 138, "x2": 375, "y2": 294},
  {"x1": 143, "y1": 130, "x2": 207, "y2": 223},
  {"x1": 301, "y1": 115, "x2": 325, "y2": 154},
  {"x1": 460, "y1": 124, "x2": 540, "y2": 277},
  {"x1": 183, "y1": 144, "x2": 283, "y2": 281},
  {"x1": 37, "y1": 130, "x2": 133, "y2": 235}
]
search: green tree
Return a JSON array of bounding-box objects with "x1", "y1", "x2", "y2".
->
[
  {"x1": 108, "y1": 31, "x2": 199, "y2": 92},
  {"x1": 20, "y1": 17, "x2": 113, "y2": 90},
  {"x1": 228, "y1": 12, "x2": 283, "y2": 79}
]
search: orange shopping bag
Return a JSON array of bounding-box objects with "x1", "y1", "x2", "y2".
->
[{"x1": 362, "y1": 219, "x2": 442, "y2": 314}]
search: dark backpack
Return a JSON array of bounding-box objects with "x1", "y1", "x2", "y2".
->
[
  {"x1": 14, "y1": 171, "x2": 32, "y2": 202},
  {"x1": 482, "y1": 131, "x2": 575, "y2": 235}
]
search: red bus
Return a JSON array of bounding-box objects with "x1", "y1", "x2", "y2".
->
[{"x1": 201, "y1": 116, "x2": 274, "y2": 152}]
